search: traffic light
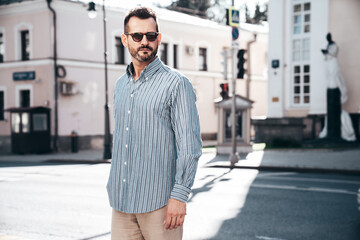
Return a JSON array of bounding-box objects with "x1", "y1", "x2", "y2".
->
[
  {"x1": 237, "y1": 49, "x2": 246, "y2": 79},
  {"x1": 220, "y1": 49, "x2": 228, "y2": 80},
  {"x1": 220, "y1": 83, "x2": 229, "y2": 99}
]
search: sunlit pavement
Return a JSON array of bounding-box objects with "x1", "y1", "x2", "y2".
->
[{"x1": 1, "y1": 150, "x2": 360, "y2": 240}]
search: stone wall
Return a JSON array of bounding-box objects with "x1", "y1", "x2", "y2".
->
[
  {"x1": 252, "y1": 118, "x2": 304, "y2": 147},
  {"x1": 252, "y1": 114, "x2": 360, "y2": 147}
]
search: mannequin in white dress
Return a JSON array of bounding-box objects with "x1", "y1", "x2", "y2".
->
[{"x1": 319, "y1": 33, "x2": 356, "y2": 141}]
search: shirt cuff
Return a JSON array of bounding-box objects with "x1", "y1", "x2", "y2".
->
[{"x1": 170, "y1": 183, "x2": 191, "y2": 203}]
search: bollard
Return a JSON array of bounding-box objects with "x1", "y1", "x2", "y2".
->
[{"x1": 70, "y1": 130, "x2": 78, "y2": 153}]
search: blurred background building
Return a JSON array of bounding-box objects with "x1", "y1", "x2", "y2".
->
[
  {"x1": 253, "y1": 0, "x2": 360, "y2": 146},
  {"x1": 0, "y1": 0, "x2": 268, "y2": 153}
]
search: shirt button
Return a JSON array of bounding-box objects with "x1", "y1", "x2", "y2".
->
[
  {"x1": 126, "y1": 127, "x2": 129, "y2": 131},
  {"x1": 124, "y1": 162, "x2": 127, "y2": 165},
  {"x1": 146, "y1": 77, "x2": 148, "y2": 80},
  {"x1": 128, "y1": 110, "x2": 131, "y2": 114},
  {"x1": 125, "y1": 144, "x2": 128, "y2": 148},
  {"x1": 123, "y1": 179, "x2": 126, "y2": 182},
  {"x1": 130, "y1": 94, "x2": 134, "y2": 98}
]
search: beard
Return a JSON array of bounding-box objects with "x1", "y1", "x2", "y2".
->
[{"x1": 128, "y1": 44, "x2": 158, "y2": 62}]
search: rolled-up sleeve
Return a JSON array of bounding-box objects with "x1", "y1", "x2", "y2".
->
[{"x1": 169, "y1": 76, "x2": 202, "y2": 203}]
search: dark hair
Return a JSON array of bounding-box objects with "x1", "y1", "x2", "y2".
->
[{"x1": 124, "y1": 7, "x2": 159, "y2": 33}]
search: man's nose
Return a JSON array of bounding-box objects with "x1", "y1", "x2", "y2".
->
[{"x1": 140, "y1": 34, "x2": 149, "y2": 44}]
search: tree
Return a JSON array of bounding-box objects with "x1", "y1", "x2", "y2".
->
[
  {"x1": 166, "y1": 0, "x2": 212, "y2": 18},
  {"x1": 245, "y1": 4, "x2": 252, "y2": 24},
  {"x1": 162, "y1": 0, "x2": 268, "y2": 24},
  {"x1": 246, "y1": 2, "x2": 268, "y2": 24}
]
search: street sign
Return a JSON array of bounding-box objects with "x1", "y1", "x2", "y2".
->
[
  {"x1": 232, "y1": 27, "x2": 239, "y2": 41},
  {"x1": 228, "y1": 7, "x2": 240, "y2": 27},
  {"x1": 13, "y1": 71, "x2": 36, "y2": 81},
  {"x1": 232, "y1": 41, "x2": 239, "y2": 49}
]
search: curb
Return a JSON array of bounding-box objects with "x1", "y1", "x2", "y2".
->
[
  {"x1": 45, "y1": 159, "x2": 111, "y2": 164},
  {"x1": 206, "y1": 163, "x2": 360, "y2": 175}
]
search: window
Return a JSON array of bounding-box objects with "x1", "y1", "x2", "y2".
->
[
  {"x1": 0, "y1": 91, "x2": 4, "y2": 120},
  {"x1": 14, "y1": 23, "x2": 32, "y2": 61},
  {"x1": 225, "y1": 110, "x2": 242, "y2": 140},
  {"x1": 173, "y1": 44, "x2": 178, "y2": 69},
  {"x1": 11, "y1": 113, "x2": 20, "y2": 133},
  {"x1": 292, "y1": 38, "x2": 310, "y2": 61},
  {"x1": 21, "y1": 112, "x2": 29, "y2": 133},
  {"x1": 20, "y1": 90, "x2": 30, "y2": 107},
  {"x1": 33, "y1": 113, "x2": 48, "y2": 131},
  {"x1": 16, "y1": 85, "x2": 32, "y2": 107},
  {"x1": 293, "y1": 65, "x2": 310, "y2": 104},
  {"x1": 293, "y1": 2, "x2": 311, "y2": 35},
  {"x1": 199, "y1": 48, "x2": 207, "y2": 71},
  {"x1": 0, "y1": 33, "x2": 4, "y2": 63},
  {"x1": 115, "y1": 36, "x2": 125, "y2": 64},
  {"x1": 160, "y1": 43, "x2": 168, "y2": 64},
  {"x1": 21, "y1": 30, "x2": 30, "y2": 61},
  {"x1": 291, "y1": 1, "x2": 311, "y2": 106}
]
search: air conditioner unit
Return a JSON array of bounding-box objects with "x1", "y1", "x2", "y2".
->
[
  {"x1": 186, "y1": 46, "x2": 194, "y2": 55},
  {"x1": 60, "y1": 81, "x2": 78, "y2": 95}
]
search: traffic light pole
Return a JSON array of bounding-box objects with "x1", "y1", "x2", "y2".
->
[
  {"x1": 229, "y1": 40, "x2": 240, "y2": 167},
  {"x1": 227, "y1": 3, "x2": 240, "y2": 167}
]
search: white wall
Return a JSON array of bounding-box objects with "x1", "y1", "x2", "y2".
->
[{"x1": 267, "y1": 0, "x2": 286, "y2": 117}]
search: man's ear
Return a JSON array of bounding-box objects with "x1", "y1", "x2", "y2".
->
[
  {"x1": 121, "y1": 34, "x2": 128, "y2": 48},
  {"x1": 157, "y1": 33, "x2": 162, "y2": 46}
]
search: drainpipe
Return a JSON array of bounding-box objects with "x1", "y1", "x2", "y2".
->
[
  {"x1": 246, "y1": 33, "x2": 257, "y2": 99},
  {"x1": 46, "y1": 0, "x2": 58, "y2": 152}
]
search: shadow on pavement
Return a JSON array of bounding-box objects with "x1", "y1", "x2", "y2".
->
[
  {"x1": 78, "y1": 231, "x2": 110, "y2": 240},
  {"x1": 208, "y1": 172, "x2": 360, "y2": 240},
  {"x1": 188, "y1": 170, "x2": 232, "y2": 203}
]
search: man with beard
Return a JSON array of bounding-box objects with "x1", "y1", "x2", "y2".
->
[{"x1": 106, "y1": 7, "x2": 202, "y2": 240}]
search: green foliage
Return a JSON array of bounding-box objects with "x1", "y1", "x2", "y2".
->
[
  {"x1": 245, "y1": 2, "x2": 268, "y2": 24},
  {"x1": 163, "y1": 0, "x2": 268, "y2": 24},
  {"x1": 166, "y1": 0, "x2": 212, "y2": 18}
]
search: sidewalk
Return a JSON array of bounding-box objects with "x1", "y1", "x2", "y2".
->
[
  {"x1": 207, "y1": 147, "x2": 360, "y2": 174},
  {"x1": 0, "y1": 149, "x2": 109, "y2": 164},
  {"x1": 0, "y1": 140, "x2": 217, "y2": 164},
  {"x1": 1, "y1": 144, "x2": 360, "y2": 174}
]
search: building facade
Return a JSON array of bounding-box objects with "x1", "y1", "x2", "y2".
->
[
  {"x1": 258, "y1": 0, "x2": 360, "y2": 145},
  {"x1": 0, "y1": 0, "x2": 268, "y2": 153}
]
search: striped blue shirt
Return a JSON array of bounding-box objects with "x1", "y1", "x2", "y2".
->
[{"x1": 107, "y1": 57, "x2": 202, "y2": 214}]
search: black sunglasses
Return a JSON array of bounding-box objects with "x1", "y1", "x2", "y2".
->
[{"x1": 125, "y1": 32, "x2": 159, "y2": 42}]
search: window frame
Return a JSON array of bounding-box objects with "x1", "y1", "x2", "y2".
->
[
  {"x1": 0, "y1": 30, "x2": 5, "y2": 63},
  {"x1": 173, "y1": 44, "x2": 178, "y2": 69},
  {"x1": 15, "y1": 84, "x2": 33, "y2": 107},
  {"x1": 198, "y1": 47, "x2": 207, "y2": 71},
  {"x1": 20, "y1": 30, "x2": 30, "y2": 61},
  {"x1": 160, "y1": 42, "x2": 168, "y2": 65},
  {"x1": 291, "y1": 1, "x2": 311, "y2": 106},
  {"x1": 115, "y1": 36, "x2": 125, "y2": 65},
  {"x1": 0, "y1": 88, "x2": 5, "y2": 121},
  {"x1": 14, "y1": 22, "x2": 33, "y2": 61}
]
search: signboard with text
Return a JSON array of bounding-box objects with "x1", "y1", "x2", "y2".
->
[{"x1": 13, "y1": 71, "x2": 36, "y2": 81}]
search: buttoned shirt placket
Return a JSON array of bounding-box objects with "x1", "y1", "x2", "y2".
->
[
  {"x1": 120, "y1": 77, "x2": 133, "y2": 204},
  {"x1": 122, "y1": 73, "x2": 147, "y2": 203}
]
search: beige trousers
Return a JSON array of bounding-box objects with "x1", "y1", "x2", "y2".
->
[{"x1": 111, "y1": 207, "x2": 183, "y2": 240}]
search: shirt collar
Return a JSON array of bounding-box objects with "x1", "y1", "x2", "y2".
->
[{"x1": 126, "y1": 57, "x2": 163, "y2": 82}]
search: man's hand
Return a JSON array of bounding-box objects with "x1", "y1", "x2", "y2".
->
[{"x1": 164, "y1": 198, "x2": 186, "y2": 230}]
